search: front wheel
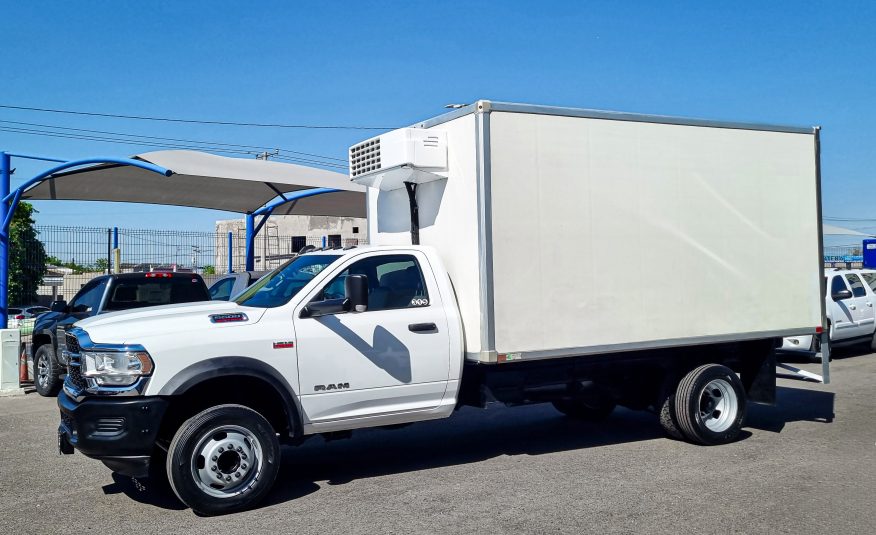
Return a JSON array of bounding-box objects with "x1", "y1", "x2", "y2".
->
[
  {"x1": 674, "y1": 364, "x2": 746, "y2": 445},
  {"x1": 166, "y1": 404, "x2": 281, "y2": 515},
  {"x1": 34, "y1": 345, "x2": 61, "y2": 397}
]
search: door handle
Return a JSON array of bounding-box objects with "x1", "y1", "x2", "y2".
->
[
  {"x1": 850, "y1": 305, "x2": 857, "y2": 310},
  {"x1": 868, "y1": 303, "x2": 873, "y2": 307},
  {"x1": 408, "y1": 322, "x2": 437, "y2": 332}
]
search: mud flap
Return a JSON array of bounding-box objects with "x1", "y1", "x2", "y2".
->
[{"x1": 742, "y1": 350, "x2": 776, "y2": 405}]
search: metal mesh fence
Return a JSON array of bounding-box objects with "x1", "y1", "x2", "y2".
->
[
  {"x1": 12, "y1": 225, "x2": 364, "y2": 308},
  {"x1": 823, "y1": 245, "x2": 864, "y2": 269}
]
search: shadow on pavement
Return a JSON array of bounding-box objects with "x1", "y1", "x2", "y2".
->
[
  {"x1": 746, "y1": 385, "x2": 835, "y2": 433},
  {"x1": 103, "y1": 472, "x2": 186, "y2": 510},
  {"x1": 98, "y1": 386, "x2": 837, "y2": 512},
  {"x1": 270, "y1": 405, "x2": 670, "y2": 496}
]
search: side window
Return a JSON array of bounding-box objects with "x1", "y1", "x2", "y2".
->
[
  {"x1": 831, "y1": 276, "x2": 849, "y2": 300},
  {"x1": 316, "y1": 254, "x2": 429, "y2": 312},
  {"x1": 861, "y1": 272, "x2": 876, "y2": 293},
  {"x1": 845, "y1": 274, "x2": 867, "y2": 297},
  {"x1": 210, "y1": 277, "x2": 236, "y2": 300},
  {"x1": 70, "y1": 279, "x2": 108, "y2": 314}
]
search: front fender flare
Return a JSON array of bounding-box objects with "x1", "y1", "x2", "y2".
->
[{"x1": 156, "y1": 356, "x2": 304, "y2": 436}]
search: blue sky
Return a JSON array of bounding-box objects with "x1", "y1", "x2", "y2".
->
[{"x1": 1, "y1": 1, "x2": 874, "y2": 244}]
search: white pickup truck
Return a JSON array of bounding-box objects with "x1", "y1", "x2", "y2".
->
[
  {"x1": 783, "y1": 268, "x2": 876, "y2": 353},
  {"x1": 58, "y1": 101, "x2": 825, "y2": 515}
]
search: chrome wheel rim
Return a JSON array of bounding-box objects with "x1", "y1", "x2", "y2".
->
[
  {"x1": 36, "y1": 355, "x2": 49, "y2": 389},
  {"x1": 191, "y1": 425, "x2": 263, "y2": 499},
  {"x1": 698, "y1": 378, "x2": 738, "y2": 432}
]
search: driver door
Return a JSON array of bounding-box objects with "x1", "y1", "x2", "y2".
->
[
  {"x1": 293, "y1": 251, "x2": 451, "y2": 427},
  {"x1": 829, "y1": 275, "x2": 861, "y2": 339}
]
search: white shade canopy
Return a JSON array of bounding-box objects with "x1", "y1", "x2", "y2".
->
[
  {"x1": 822, "y1": 224, "x2": 872, "y2": 237},
  {"x1": 22, "y1": 150, "x2": 365, "y2": 217}
]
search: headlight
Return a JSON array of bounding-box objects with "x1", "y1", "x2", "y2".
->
[{"x1": 81, "y1": 351, "x2": 154, "y2": 386}]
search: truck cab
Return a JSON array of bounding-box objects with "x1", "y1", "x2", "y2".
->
[{"x1": 58, "y1": 246, "x2": 462, "y2": 514}]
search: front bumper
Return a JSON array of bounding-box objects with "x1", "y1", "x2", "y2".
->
[{"x1": 57, "y1": 390, "x2": 168, "y2": 478}]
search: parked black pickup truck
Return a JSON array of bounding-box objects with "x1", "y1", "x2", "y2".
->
[{"x1": 30, "y1": 272, "x2": 211, "y2": 396}]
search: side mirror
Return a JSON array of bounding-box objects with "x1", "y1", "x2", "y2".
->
[
  {"x1": 345, "y1": 274, "x2": 369, "y2": 312},
  {"x1": 300, "y1": 298, "x2": 350, "y2": 318},
  {"x1": 832, "y1": 289, "x2": 853, "y2": 301},
  {"x1": 50, "y1": 300, "x2": 68, "y2": 313}
]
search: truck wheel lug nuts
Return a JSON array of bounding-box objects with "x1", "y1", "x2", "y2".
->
[
  {"x1": 235, "y1": 472, "x2": 241, "y2": 478},
  {"x1": 211, "y1": 466, "x2": 216, "y2": 471},
  {"x1": 225, "y1": 476, "x2": 231, "y2": 482},
  {"x1": 236, "y1": 447, "x2": 242, "y2": 452},
  {"x1": 242, "y1": 463, "x2": 247, "y2": 469},
  {"x1": 218, "y1": 447, "x2": 224, "y2": 453},
  {"x1": 211, "y1": 455, "x2": 217, "y2": 461},
  {"x1": 241, "y1": 454, "x2": 247, "y2": 459}
]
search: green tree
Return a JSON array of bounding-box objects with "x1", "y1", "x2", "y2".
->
[
  {"x1": 8, "y1": 202, "x2": 47, "y2": 305},
  {"x1": 202, "y1": 265, "x2": 216, "y2": 275},
  {"x1": 45, "y1": 256, "x2": 89, "y2": 274},
  {"x1": 93, "y1": 258, "x2": 109, "y2": 272}
]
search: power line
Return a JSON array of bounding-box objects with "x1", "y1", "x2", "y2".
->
[
  {"x1": 0, "y1": 119, "x2": 347, "y2": 162},
  {"x1": 0, "y1": 125, "x2": 348, "y2": 170},
  {"x1": 0, "y1": 103, "x2": 394, "y2": 130},
  {"x1": 824, "y1": 217, "x2": 876, "y2": 222}
]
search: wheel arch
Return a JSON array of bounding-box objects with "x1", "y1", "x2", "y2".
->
[
  {"x1": 30, "y1": 330, "x2": 54, "y2": 359},
  {"x1": 157, "y1": 357, "x2": 303, "y2": 441}
]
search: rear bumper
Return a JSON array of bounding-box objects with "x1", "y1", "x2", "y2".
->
[{"x1": 57, "y1": 390, "x2": 168, "y2": 478}]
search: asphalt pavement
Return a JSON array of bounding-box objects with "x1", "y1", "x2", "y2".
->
[{"x1": 1, "y1": 349, "x2": 874, "y2": 534}]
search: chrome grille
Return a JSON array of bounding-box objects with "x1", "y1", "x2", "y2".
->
[
  {"x1": 65, "y1": 332, "x2": 87, "y2": 392},
  {"x1": 65, "y1": 333, "x2": 80, "y2": 354},
  {"x1": 67, "y1": 357, "x2": 87, "y2": 392}
]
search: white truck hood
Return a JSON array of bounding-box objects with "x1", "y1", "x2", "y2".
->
[{"x1": 74, "y1": 301, "x2": 267, "y2": 345}]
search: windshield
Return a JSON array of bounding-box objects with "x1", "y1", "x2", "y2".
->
[{"x1": 235, "y1": 254, "x2": 341, "y2": 308}]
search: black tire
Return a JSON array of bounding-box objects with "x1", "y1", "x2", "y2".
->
[
  {"x1": 658, "y1": 392, "x2": 684, "y2": 440},
  {"x1": 166, "y1": 404, "x2": 281, "y2": 515},
  {"x1": 34, "y1": 345, "x2": 61, "y2": 397},
  {"x1": 807, "y1": 334, "x2": 825, "y2": 363},
  {"x1": 552, "y1": 399, "x2": 616, "y2": 421},
  {"x1": 674, "y1": 364, "x2": 746, "y2": 445}
]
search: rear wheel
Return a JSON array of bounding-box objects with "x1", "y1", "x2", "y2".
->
[
  {"x1": 552, "y1": 399, "x2": 616, "y2": 421},
  {"x1": 674, "y1": 364, "x2": 746, "y2": 445},
  {"x1": 166, "y1": 404, "x2": 280, "y2": 515},
  {"x1": 658, "y1": 392, "x2": 684, "y2": 440},
  {"x1": 34, "y1": 345, "x2": 61, "y2": 397}
]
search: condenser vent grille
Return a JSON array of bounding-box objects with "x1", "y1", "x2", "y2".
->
[
  {"x1": 349, "y1": 139, "x2": 381, "y2": 177},
  {"x1": 422, "y1": 135, "x2": 440, "y2": 147}
]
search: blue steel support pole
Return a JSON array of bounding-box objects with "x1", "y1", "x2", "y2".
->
[
  {"x1": 227, "y1": 232, "x2": 234, "y2": 273},
  {"x1": 245, "y1": 213, "x2": 255, "y2": 271},
  {"x1": 0, "y1": 155, "x2": 172, "y2": 331},
  {"x1": 112, "y1": 227, "x2": 118, "y2": 249},
  {"x1": 0, "y1": 152, "x2": 9, "y2": 329}
]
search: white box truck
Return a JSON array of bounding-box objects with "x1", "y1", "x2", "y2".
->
[{"x1": 58, "y1": 101, "x2": 826, "y2": 515}]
